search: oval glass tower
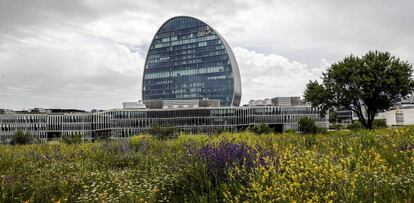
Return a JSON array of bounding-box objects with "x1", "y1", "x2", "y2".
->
[{"x1": 142, "y1": 16, "x2": 241, "y2": 106}]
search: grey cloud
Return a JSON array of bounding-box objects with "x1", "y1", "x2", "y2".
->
[
  {"x1": 0, "y1": 32, "x2": 143, "y2": 110},
  {"x1": 0, "y1": 0, "x2": 413, "y2": 109},
  {"x1": 233, "y1": 47, "x2": 328, "y2": 104},
  {"x1": 216, "y1": 0, "x2": 414, "y2": 66}
]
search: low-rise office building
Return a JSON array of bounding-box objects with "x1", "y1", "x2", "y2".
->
[{"x1": 0, "y1": 105, "x2": 327, "y2": 143}]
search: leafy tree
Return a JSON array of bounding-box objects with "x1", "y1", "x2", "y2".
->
[
  {"x1": 248, "y1": 123, "x2": 274, "y2": 134},
  {"x1": 11, "y1": 130, "x2": 32, "y2": 145},
  {"x1": 298, "y1": 117, "x2": 318, "y2": 134},
  {"x1": 304, "y1": 51, "x2": 414, "y2": 129}
]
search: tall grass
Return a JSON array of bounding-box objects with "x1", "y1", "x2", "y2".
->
[{"x1": 0, "y1": 128, "x2": 413, "y2": 202}]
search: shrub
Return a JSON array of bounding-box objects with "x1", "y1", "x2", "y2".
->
[
  {"x1": 62, "y1": 133, "x2": 82, "y2": 145},
  {"x1": 215, "y1": 128, "x2": 229, "y2": 135},
  {"x1": 348, "y1": 121, "x2": 364, "y2": 130},
  {"x1": 330, "y1": 123, "x2": 344, "y2": 130},
  {"x1": 299, "y1": 117, "x2": 318, "y2": 134},
  {"x1": 10, "y1": 130, "x2": 32, "y2": 145},
  {"x1": 248, "y1": 123, "x2": 274, "y2": 134},
  {"x1": 348, "y1": 120, "x2": 386, "y2": 130},
  {"x1": 285, "y1": 129, "x2": 297, "y2": 134},
  {"x1": 317, "y1": 126, "x2": 328, "y2": 133},
  {"x1": 148, "y1": 124, "x2": 179, "y2": 139},
  {"x1": 373, "y1": 119, "x2": 387, "y2": 129}
]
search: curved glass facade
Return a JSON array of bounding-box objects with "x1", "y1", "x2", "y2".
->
[{"x1": 142, "y1": 16, "x2": 241, "y2": 106}]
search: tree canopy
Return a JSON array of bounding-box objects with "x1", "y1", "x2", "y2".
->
[{"x1": 304, "y1": 51, "x2": 414, "y2": 129}]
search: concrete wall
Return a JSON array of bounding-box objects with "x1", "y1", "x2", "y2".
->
[{"x1": 378, "y1": 108, "x2": 414, "y2": 126}]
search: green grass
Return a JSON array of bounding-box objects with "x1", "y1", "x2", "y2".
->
[{"x1": 0, "y1": 128, "x2": 413, "y2": 202}]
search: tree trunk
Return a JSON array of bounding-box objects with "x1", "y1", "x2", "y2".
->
[
  {"x1": 367, "y1": 107, "x2": 377, "y2": 129},
  {"x1": 367, "y1": 117, "x2": 373, "y2": 129},
  {"x1": 366, "y1": 106, "x2": 373, "y2": 129},
  {"x1": 352, "y1": 105, "x2": 369, "y2": 129},
  {"x1": 359, "y1": 116, "x2": 371, "y2": 129}
]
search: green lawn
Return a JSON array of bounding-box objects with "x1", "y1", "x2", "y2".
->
[{"x1": 0, "y1": 128, "x2": 413, "y2": 202}]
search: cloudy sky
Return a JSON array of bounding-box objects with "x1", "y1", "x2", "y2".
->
[{"x1": 1, "y1": 0, "x2": 413, "y2": 110}]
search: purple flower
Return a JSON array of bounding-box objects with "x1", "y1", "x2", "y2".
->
[
  {"x1": 44, "y1": 152, "x2": 51, "y2": 161},
  {"x1": 2, "y1": 175, "x2": 12, "y2": 185},
  {"x1": 138, "y1": 139, "x2": 149, "y2": 153},
  {"x1": 118, "y1": 140, "x2": 131, "y2": 154},
  {"x1": 196, "y1": 141, "x2": 256, "y2": 181},
  {"x1": 91, "y1": 146, "x2": 97, "y2": 153},
  {"x1": 28, "y1": 150, "x2": 41, "y2": 161},
  {"x1": 53, "y1": 145, "x2": 61, "y2": 160},
  {"x1": 101, "y1": 141, "x2": 112, "y2": 152},
  {"x1": 184, "y1": 142, "x2": 196, "y2": 156}
]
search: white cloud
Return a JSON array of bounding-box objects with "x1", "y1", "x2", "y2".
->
[
  {"x1": 0, "y1": 29, "x2": 145, "y2": 110},
  {"x1": 233, "y1": 47, "x2": 329, "y2": 104}
]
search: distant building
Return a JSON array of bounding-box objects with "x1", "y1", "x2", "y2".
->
[
  {"x1": 248, "y1": 100, "x2": 255, "y2": 106},
  {"x1": 122, "y1": 101, "x2": 146, "y2": 109},
  {"x1": 29, "y1": 108, "x2": 51, "y2": 113},
  {"x1": 377, "y1": 108, "x2": 410, "y2": 126},
  {"x1": 377, "y1": 95, "x2": 414, "y2": 126},
  {"x1": 334, "y1": 95, "x2": 414, "y2": 126},
  {"x1": 143, "y1": 99, "x2": 220, "y2": 109},
  {"x1": 0, "y1": 109, "x2": 14, "y2": 114},
  {"x1": 336, "y1": 107, "x2": 353, "y2": 125},
  {"x1": 248, "y1": 99, "x2": 272, "y2": 106},
  {"x1": 271, "y1": 97, "x2": 302, "y2": 106}
]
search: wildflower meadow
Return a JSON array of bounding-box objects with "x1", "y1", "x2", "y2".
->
[{"x1": 0, "y1": 127, "x2": 413, "y2": 202}]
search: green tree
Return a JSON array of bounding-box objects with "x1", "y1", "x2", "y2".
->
[
  {"x1": 304, "y1": 51, "x2": 414, "y2": 129},
  {"x1": 11, "y1": 130, "x2": 32, "y2": 145}
]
